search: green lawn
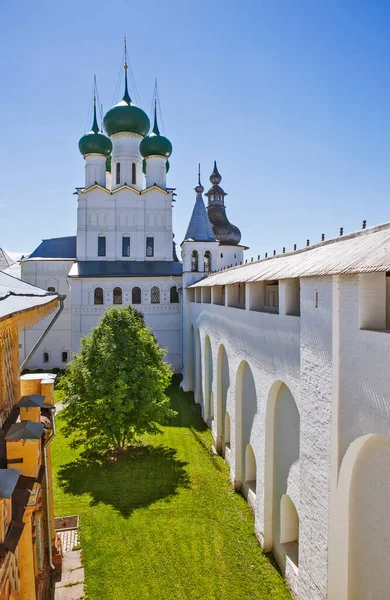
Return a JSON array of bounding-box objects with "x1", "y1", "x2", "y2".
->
[{"x1": 52, "y1": 378, "x2": 291, "y2": 600}]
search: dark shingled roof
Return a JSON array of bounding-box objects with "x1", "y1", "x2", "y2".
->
[
  {"x1": 68, "y1": 260, "x2": 183, "y2": 278},
  {"x1": 17, "y1": 395, "x2": 46, "y2": 408},
  {"x1": 4, "y1": 521, "x2": 25, "y2": 553},
  {"x1": 0, "y1": 469, "x2": 20, "y2": 499},
  {"x1": 5, "y1": 422, "x2": 44, "y2": 441},
  {"x1": 29, "y1": 236, "x2": 76, "y2": 259}
]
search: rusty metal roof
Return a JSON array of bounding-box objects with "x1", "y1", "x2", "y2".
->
[{"x1": 190, "y1": 222, "x2": 390, "y2": 287}]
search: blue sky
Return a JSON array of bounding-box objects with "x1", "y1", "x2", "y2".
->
[{"x1": 1, "y1": 0, "x2": 389, "y2": 259}]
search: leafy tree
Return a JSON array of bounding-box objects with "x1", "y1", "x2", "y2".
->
[{"x1": 60, "y1": 306, "x2": 175, "y2": 454}]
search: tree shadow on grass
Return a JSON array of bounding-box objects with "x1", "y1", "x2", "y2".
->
[
  {"x1": 57, "y1": 445, "x2": 190, "y2": 518},
  {"x1": 167, "y1": 377, "x2": 208, "y2": 432}
]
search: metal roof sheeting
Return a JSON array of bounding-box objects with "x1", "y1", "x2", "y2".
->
[
  {"x1": 29, "y1": 236, "x2": 76, "y2": 259},
  {"x1": 184, "y1": 195, "x2": 216, "y2": 243},
  {"x1": 69, "y1": 260, "x2": 183, "y2": 278},
  {"x1": 191, "y1": 222, "x2": 390, "y2": 287},
  {"x1": 0, "y1": 249, "x2": 15, "y2": 271},
  {"x1": 0, "y1": 271, "x2": 58, "y2": 320}
]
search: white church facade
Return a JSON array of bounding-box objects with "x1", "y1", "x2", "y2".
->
[
  {"x1": 18, "y1": 56, "x2": 390, "y2": 600},
  {"x1": 20, "y1": 62, "x2": 245, "y2": 374}
]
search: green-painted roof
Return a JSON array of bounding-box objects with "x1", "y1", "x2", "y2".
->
[
  {"x1": 79, "y1": 100, "x2": 112, "y2": 157},
  {"x1": 103, "y1": 70, "x2": 150, "y2": 137},
  {"x1": 139, "y1": 103, "x2": 172, "y2": 159}
]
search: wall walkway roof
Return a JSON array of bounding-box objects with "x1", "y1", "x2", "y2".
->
[{"x1": 190, "y1": 222, "x2": 390, "y2": 287}]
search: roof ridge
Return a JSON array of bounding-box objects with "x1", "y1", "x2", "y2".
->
[{"x1": 213, "y1": 221, "x2": 390, "y2": 276}]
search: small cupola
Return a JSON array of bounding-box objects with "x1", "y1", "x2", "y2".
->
[
  {"x1": 78, "y1": 97, "x2": 112, "y2": 158},
  {"x1": 140, "y1": 100, "x2": 172, "y2": 160}
]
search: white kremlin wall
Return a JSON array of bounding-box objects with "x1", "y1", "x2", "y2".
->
[{"x1": 183, "y1": 258, "x2": 390, "y2": 600}]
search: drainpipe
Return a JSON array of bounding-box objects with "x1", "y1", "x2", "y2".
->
[
  {"x1": 44, "y1": 405, "x2": 57, "y2": 570},
  {"x1": 20, "y1": 295, "x2": 66, "y2": 372}
]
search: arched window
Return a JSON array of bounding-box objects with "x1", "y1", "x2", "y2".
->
[
  {"x1": 151, "y1": 286, "x2": 160, "y2": 304},
  {"x1": 170, "y1": 286, "x2": 179, "y2": 303},
  {"x1": 113, "y1": 287, "x2": 123, "y2": 304},
  {"x1": 98, "y1": 235, "x2": 106, "y2": 257},
  {"x1": 122, "y1": 236, "x2": 130, "y2": 257},
  {"x1": 191, "y1": 250, "x2": 198, "y2": 272},
  {"x1": 62, "y1": 351, "x2": 68, "y2": 363},
  {"x1": 132, "y1": 162, "x2": 136, "y2": 185},
  {"x1": 43, "y1": 352, "x2": 49, "y2": 364},
  {"x1": 116, "y1": 162, "x2": 120, "y2": 185},
  {"x1": 132, "y1": 287, "x2": 141, "y2": 304},
  {"x1": 47, "y1": 286, "x2": 56, "y2": 292},
  {"x1": 94, "y1": 287, "x2": 104, "y2": 305},
  {"x1": 204, "y1": 251, "x2": 212, "y2": 273},
  {"x1": 146, "y1": 236, "x2": 154, "y2": 257}
]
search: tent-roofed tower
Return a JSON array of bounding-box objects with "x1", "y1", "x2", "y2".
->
[{"x1": 181, "y1": 167, "x2": 218, "y2": 277}]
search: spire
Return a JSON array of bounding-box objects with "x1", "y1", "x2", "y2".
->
[
  {"x1": 123, "y1": 35, "x2": 131, "y2": 105},
  {"x1": 152, "y1": 99, "x2": 160, "y2": 136},
  {"x1": 210, "y1": 160, "x2": 222, "y2": 184},
  {"x1": 194, "y1": 163, "x2": 204, "y2": 194},
  {"x1": 183, "y1": 167, "x2": 215, "y2": 242},
  {"x1": 92, "y1": 97, "x2": 99, "y2": 134},
  {"x1": 92, "y1": 75, "x2": 99, "y2": 133}
]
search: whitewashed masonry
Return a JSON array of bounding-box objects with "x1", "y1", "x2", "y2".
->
[{"x1": 182, "y1": 222, "x2": 390, "y2": 600}]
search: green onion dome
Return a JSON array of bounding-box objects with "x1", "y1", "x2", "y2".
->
[
  {"x1": 140, "y1": 102, "x2": 172, "y2": 159},
  {"x1": 103, "y1": 69, "x2": 150, "y2": 137},
  {"x1": 78, "y1": 101, "x2": 112, "y2": 157}
]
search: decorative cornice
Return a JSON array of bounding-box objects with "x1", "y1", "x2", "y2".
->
[
  {"x1": 141, "y1": 185, "x2": 169, "y2": 195},
  {"x1": 111, "y1": 184, "x2": 140, "y2": 195},
  {"x1": 82, "y1": 184, "x2": 111, "y2": 195},
  {"x1": 71, "y1": 305, "x2": 181, "y2": 314}
]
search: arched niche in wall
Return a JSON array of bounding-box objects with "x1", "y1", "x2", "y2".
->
[
  {"x1": 245, "y1": 443, "x2": 257, "y2": 494},
  {"x1": 187, "y1": 324, "x2": 195, "y2": 391},
  {"x1": 195, "y1": 329, "x2": 203, "y2": 408},
  {"x1": 234, "y1": 361, "x2": 257, "y2": 490},
  {"x1": 204, "y1": 336, "x2": 213, "y2": 422},
  {"x1": 263, "y1": 380, "x2": 300, "y2": 576},
  {"x1": 217, "y1": 344, "x2": 230, "y2": 455},
  {"x1": 328, "y1": 434, "x2": 390, "y2": 600},
  {"x1": 224, "y1": 412, "x2": 231, "y2": 449}
]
